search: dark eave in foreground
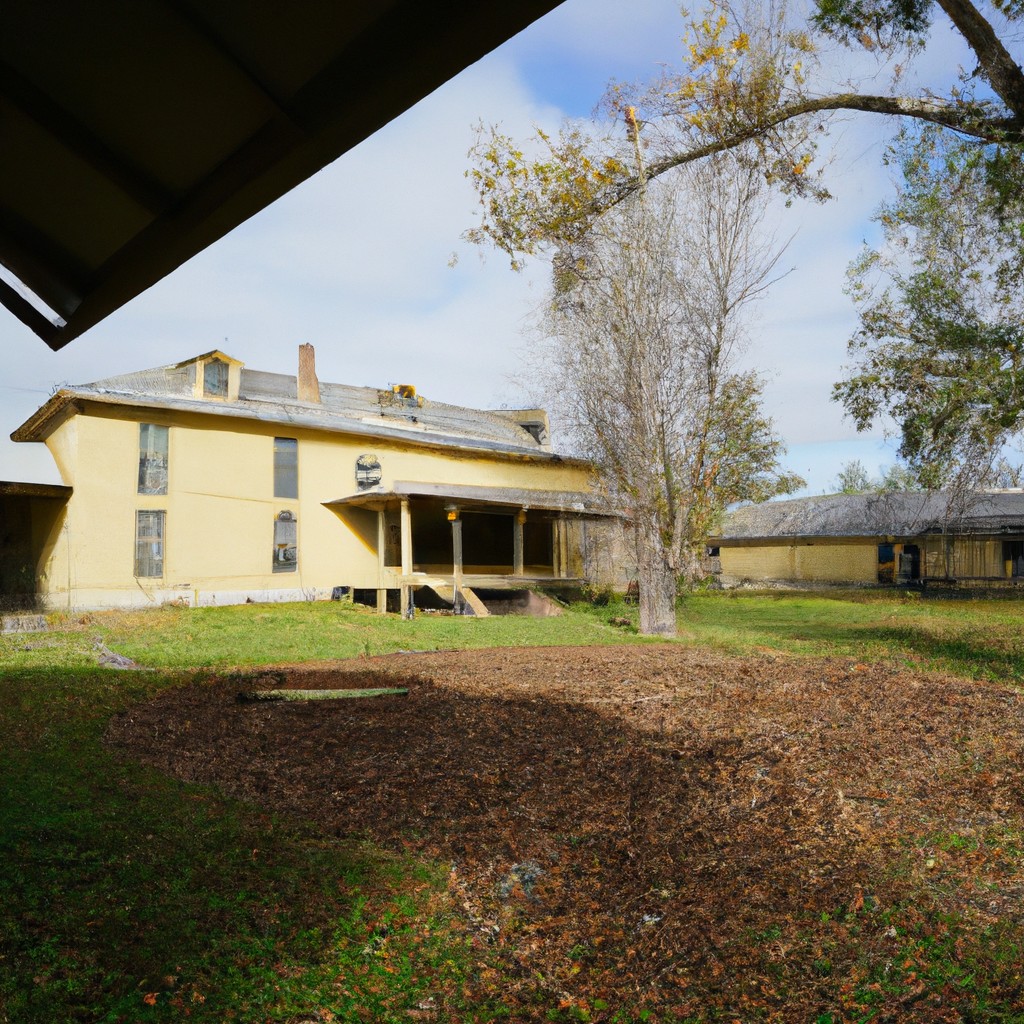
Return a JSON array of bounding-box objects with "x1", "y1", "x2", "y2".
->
[{"x1": 1, "y1": 0, "x2": 563, "y2": 348}]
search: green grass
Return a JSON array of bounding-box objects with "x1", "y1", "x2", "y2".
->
[
  {"x1": 0, "y1": 660, "x2": 490, "y2": 1023},
  {"x1": 55, "y1": 599, "x2": 644, "y2": 670},
  {"x1": 679, "y1": 591, "x2": 1024, "y2": 681},
  {"x1": 3, "y1": 591, "x2": 1024, "y2": 1021}
]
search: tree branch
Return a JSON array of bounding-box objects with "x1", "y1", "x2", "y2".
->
[
  {"x1": 627, "y1": 92, "x2": 1020, "y2": 197},
  {"x1": 935, "y1": 0, "x2": 1024, "y2": 118}
]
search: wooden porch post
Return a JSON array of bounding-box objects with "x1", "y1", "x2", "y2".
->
[
  {"x1": 513, "y1": 509, "x2": 526, "y2": 576},
  {"x1": 376, "y1": 508, "x2": 387, "y2": 614},
  {"x1": 449, "y1": 507, "x2": 463, "y2": 609},
  {"x1": 400, "y1": 498, "x2": 413, "y2": 616},
  {"x1": 553, "y1": 517, "x2": 570, "y2": 579}
]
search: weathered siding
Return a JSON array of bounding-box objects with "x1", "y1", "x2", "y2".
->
[
  {"x1": 721, "y1": 541, "x2": 877, "y2": 584},
  {"x1": 922, "y1": 537, "x2": 1008, "y2": 579}
]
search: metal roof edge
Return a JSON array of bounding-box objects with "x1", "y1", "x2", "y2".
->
[
  {"x1": 325, "y1": 480, "x2": 619, "y2": 515},
  {"x1": 15, "y1": 389, "x2": 589, "y2": 464},
  {"x1": 0, "y1": 480, "x2": 72, "y2": 499},
  {"x1": 10, "y1": 391, "x2": 76, "y2": 443}
]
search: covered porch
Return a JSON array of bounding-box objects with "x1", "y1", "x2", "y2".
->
[
  {"x1": 0, "y1": 481, "x2": 72, "y2": 611},
  {"x1": 324, "y1": 481, "x2": 615, "y2": 615}
]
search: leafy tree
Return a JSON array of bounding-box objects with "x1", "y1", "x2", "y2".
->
[
  {"x1": 534, "y1": 159, "x2": 802, "y2": 635},
  {"x1": 832, "y1": 457, "x2": 923, "y2": 491},
  {"x1": 466, "y1": 0, "x2": 1024, "y2": 494},
  {"x1": 833, "y1": 127, "x2": 1024, "y2": 487},
  {"x1": 466, "y1": 0, "x2": 1024, "y2": 266},
  {"x1": 982, "y1": 456, "x2": 1024, "y2": 487},
  {"x1": 833, "y1": 459, "x2": 874, "y2": 492},
  {"x1": 878, "y1": 461, "x2": 923, "y2": 490}
]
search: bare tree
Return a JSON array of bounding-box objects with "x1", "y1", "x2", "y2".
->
[{"x1": 535, "y1": 156, "x2": 803, "y2": 635}]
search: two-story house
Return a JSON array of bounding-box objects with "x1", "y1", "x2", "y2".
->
[{"x1": 8, "y1": 346, "x2": 621, "y2": 612}]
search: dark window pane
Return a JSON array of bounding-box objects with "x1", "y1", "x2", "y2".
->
[
  {"x1": 274, "y1": 437, "x2": 298, "y2": 498},
  {"x1": 138, "y1": 423, "x2": 168, "y2": 495},
  {"x1": 204, "y1": 359, "x2": 229, "y2": 397},
  {"x1": 273, "y1": 512, "x2": 297, "y2": 572},
  {"x1": 135, "y1": 510, "x2": 165, "y2": 577}
]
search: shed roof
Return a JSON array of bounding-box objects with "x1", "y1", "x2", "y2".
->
[
  {"x1": 0, "y1": 0, "x2": 562, "y2": 349},
  {"x1": 11, "y1": 354, "x2": 577, "y2": 462},
  {"x1": 717, "y1": 491, "x2": 1024, "y2": 541}
]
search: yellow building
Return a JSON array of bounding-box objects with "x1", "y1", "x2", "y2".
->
[
  {"x1": 712, "y1": 491, "x2": 1024, "y2": 588},
  {"x1": 9, "y1": 347, "x2": 619, "y2": 612}
]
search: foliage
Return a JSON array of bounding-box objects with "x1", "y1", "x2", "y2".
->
[
  {"x1": 833, "y1": 457, "x2": 875, "y2": 492},
  {"x1": 832, "y1": 457, "x2": 922, "y2": 491},
  {"x1": 834, "y1": 127, "x2": 1024, "y2": 487},
  {"x1": 983, "y1": 454, "x2": 1024, "y2": 486},
  {"x1": 466, "y1": 3, "x2": 827, "y2": 265},
  {"x1": 466, "y1": 0, "x2": 1024, "y2": 268},
  {"x1": 533, "y1": 162, "x2": 801, "y2": 634},
  {"x1": 467, "y1": 0, "x2": 1024, "y2": 500}
]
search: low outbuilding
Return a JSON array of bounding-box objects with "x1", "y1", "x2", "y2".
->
[{"x1": 712, "y1": 491, "x2": 1024, "y2": 588}]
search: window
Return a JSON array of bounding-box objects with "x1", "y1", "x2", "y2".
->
[
  {"x1": 274, "y1": 437, "x2": 298, "y2": 498},
  {"x1": 135, "y1": 510, "x2": 165, "y2": 578},
  {"x1": 138, "y1": 424, "x2": 168, "y2": 495},
  {"x1": 204, "y1": 358, "x2": 229, "y2": 397},
  {"x1": 273, "y1": 510, "x2": 297, "y2": 572}
]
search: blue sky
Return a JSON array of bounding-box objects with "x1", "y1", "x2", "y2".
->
[{"x1": 2, "y1": 0, "x2": 974, "y2": 493}]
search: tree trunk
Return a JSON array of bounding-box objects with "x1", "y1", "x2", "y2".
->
[{"x1": 636, "y1": 521, "x2": 677, "y2": 636}]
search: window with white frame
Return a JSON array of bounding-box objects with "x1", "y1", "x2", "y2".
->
[
  {"x1": 135, "y1": 510, "x2": 165, "y2": 578},
  {"x1": 138, "y1": 423, "x2": 168, "y2": 495},
  {"x1": 273, "y1": 510, "x2": 297, "y2": 572},
  {"x1": 274, "y1": 437, "x2": 298, "y2": 498}
]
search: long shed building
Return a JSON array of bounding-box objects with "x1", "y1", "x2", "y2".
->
[{"x1": 713, "y1": 491, "x2": 1024, "y2": 588}]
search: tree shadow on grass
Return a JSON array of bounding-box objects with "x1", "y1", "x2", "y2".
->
[
  {"x1": 712, "y1": 614, "x2": 1024, "y2": 680},
  {"x1": 105, "y1": 654, "x2": 1024, "y2": 1019},
  {"x1": 0, "y1": 667, "x2": 459, "y2": 1024}
]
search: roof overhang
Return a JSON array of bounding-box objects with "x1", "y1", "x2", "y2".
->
[
  {"x1": 325, "y1": 482, "x2": 619, "y2": 517},
  {"x1": 1, "y1": 0, "x2": 564, "y2": 348},
  {"x1": 11, "y1": 389, "x2": 585, "y2": 466},
  {"x1": 0, "y1": 480, "x2": 72, "y2": 500}
]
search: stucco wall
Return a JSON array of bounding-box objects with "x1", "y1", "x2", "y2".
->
[
  {"x1": 37, "y1": 403, "x2": 595, "y2": 609},
  {"x1": 720, "y1": 541, "x2": 877, "y2": 584}
]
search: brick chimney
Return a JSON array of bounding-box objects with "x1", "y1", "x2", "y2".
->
[{"x1": 297, "y1": 343, "x2": 320, "y2": 403}]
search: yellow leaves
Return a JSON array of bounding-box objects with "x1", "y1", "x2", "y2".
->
[{"x1": 791, "y1": 154, "x2": 812, "y2": 176}]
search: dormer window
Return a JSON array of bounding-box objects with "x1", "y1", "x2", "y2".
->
[
  {"x1": 204, "y1": 358, "x2": 229, "y2": 397},
  {"x1": 186, "y1": 351, "x2": 242, "y2": 400}
]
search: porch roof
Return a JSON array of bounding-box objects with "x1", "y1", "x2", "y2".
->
[
  {"x1": 0, "y1": 480, "x2": 72, "y2": 500},
  {"x1": 324, "y1": 481, "x2": 619, "y2": 516}
]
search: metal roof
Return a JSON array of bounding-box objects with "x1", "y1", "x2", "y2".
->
[
  {"x1": 326, "y1": 481, "x2": 617, "y2": 516},
  {"x1": 0, "y1": 0, "x2": 563, "y2": 348},
  {"x1": 717, "y1": 491, "x2": 1024, "y2": 541},
  {"x1": 11, "y1": 353, "x2": 581, "y2": 462}
]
